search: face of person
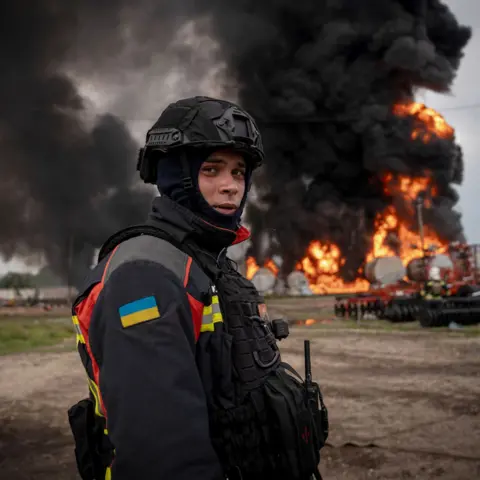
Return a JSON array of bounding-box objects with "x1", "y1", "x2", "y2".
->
[{"x1": 197, "y1": 149, "x2": 247, "y2": 215}]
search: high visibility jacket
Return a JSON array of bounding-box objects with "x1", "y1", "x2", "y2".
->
[
  {"x1": 420, "y1": 280, "x2": 449, "y2": 299},
  {"x1": 69, "y1": 195, "x2": 327, "y2": 480}
]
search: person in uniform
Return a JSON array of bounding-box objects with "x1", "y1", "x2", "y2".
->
[
  {"x1": 68, "y1": 96, "x2": 328, "y2": 480},
  {"x1": 420, "y1": 266, "x2": 450, "y2": 299}
]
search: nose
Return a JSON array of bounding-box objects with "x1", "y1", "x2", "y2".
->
[{"x1": 219, "y1": 173, "x2": 239, "y2": 195}]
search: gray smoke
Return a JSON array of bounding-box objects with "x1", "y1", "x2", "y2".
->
[
  {"x1": 0, "y1": 1, "x2": 472, "y2": 284},
  {"x1": 0, "y1": 2, "x2": 160, "y2": 285}
]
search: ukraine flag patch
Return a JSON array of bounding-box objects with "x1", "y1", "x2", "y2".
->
[{"x1": 119, "y1": 295, "x2": 160, "y2": 328}]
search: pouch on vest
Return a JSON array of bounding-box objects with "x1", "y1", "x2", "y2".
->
[
  {"x1": 67, "y1": 398, "x2": 113, "y2": 480},
  {"x1": 260, "y1": 363, "x2": 327, "y2": 480}
]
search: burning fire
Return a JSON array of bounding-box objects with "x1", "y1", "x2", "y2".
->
[
  {"x1": 393, "y1": 102, "x2": 454, "y2": 141},
  {"x1": 294, "y1": 172, "x2": 448, "y2": 293},
  {"x1": 246, "y1": 102, "x2": 453, "y2": 294},
  {"x1": 246, "y1": 257, "x2": 279, "y2": 279}
]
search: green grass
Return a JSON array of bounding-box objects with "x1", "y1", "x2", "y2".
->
[
  {"x1": 291, "y1": 317, "x2": 480, "y2": 336},
  {"x1": 0, "y1": 308, "x2": 477, "y2": 357},
  {"x1": 0, "y1": 316, "x2": 75, "y2": 355}
]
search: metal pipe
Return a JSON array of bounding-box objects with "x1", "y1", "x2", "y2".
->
[{"x1": 415, "y1": 196, "x2": 425, "y2": 255}]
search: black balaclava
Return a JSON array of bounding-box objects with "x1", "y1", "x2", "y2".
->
[{"x1": 155, "y1": 151, "x2": 252, "y2": 231}]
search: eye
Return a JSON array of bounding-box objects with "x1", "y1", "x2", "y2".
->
[
  {"x1": 233, "y1": 168, "x2": 246, "y2": 177},
  {"x1": 201, "y1": 166, "x2": 218, "y2": 175}
]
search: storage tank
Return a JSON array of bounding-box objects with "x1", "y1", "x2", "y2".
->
[
  {"x1": 406, "y1": 258, "x2": 427, "y2": 282},
  {"x1": 227, "y1": 241, "x2": 251, "y2": 277},
  {"x1": 406, "y1": 254, "x2": 453, "y2": 282},
  {"x1": 251, "y1": 268, "x2": 277, "y2": 295},
  {"x1": 364, "y1": 256, "x2": 406, "y2": 285},
  {"x1": 431, "y1": 254, "x2": 454, "y2": 269},
  {"x1": 286, "y1": 271, "x2": 313, "y2": 296}
]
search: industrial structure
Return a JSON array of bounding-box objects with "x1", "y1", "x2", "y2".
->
[{"x1": 334, "y1": 197, "x2": 480, "y2": 327}]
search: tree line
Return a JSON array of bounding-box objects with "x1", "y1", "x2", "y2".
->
[{"x1": 0, "y1": 268, "x2": 63, "y2": 289}]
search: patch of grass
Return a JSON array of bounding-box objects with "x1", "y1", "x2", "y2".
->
[
  {"x1": 0, "y1": 317, "x2": 75, "y2": 355},
  {"x1": 291, "y1": 317, "x2": 480, "y2": 336}
]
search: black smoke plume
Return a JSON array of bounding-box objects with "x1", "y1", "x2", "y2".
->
[
  {"x1": 0, "y1": 2, "x2": 158, "y2": 286},
  {"x1": 188, "y1": 0, "x2": 470, "y2": 280},
  {"x1": 0, "y1": 1, "x2": 472, "y2": 285}
]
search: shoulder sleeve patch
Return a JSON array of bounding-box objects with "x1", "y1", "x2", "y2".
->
[{"x1": 119, "y1": 295, "x2": 160, "y2": 328}]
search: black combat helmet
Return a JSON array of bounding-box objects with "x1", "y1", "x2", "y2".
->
[{"x1": 137, "y1": 96, "x2": 264, "y2": 185}]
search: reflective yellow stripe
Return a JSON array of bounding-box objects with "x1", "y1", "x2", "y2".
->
[
  {"x1": 82, "y1": 373, "x2": 111, "y2": 479},
  {"x1": 200, "y1": 295, "x2": 223, "y2": 332},
  {"x1": 72, "y1": 315, "x2": 86, "y2": 344},
  {"x1": 88, "y1": 378, "x2": 104, "y2": 417},
  {"x1": 212, "y1": 296, "x2": 222, "y2": 324},
  {"x1": 201, "y1": 323, "x2": 214, "y2": 332}
]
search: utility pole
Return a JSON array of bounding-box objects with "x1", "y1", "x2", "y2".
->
[{"x1": 415, "y1": 195, "x2": 426, "y2": 256}]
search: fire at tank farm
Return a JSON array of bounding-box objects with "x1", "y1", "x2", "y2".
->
[
  {"x1": 200, "y1": 1, "x2": 478, "y2": 330},
  {"x1": 0, "y1": 0, "x2": 477, "y2": 329},
  {"x1": 241, "y1": 105, "x2": 480, "y2": 328}
]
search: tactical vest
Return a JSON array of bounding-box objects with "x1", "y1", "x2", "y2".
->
[{"x1": 71, "y1": 225, "x2": 329, "y2": 480}]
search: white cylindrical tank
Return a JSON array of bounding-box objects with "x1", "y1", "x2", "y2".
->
[
  {"x1": 251, "y1": 268, "x2": 277, "y2": 295},
  {"x1": 406, "y1": 254, "x2": 453, "y2": 282},
  {"x1": 286, "y1": 271, "x2": 313, "y2": 296},
  {"x1": 431, "y1": 254, "x2": 453, "y2": 269},
  {"x1": 227, "y1": 240, "x2": 251, "y2": 277},
  {"x1": 227, "y1": 240, "x2": 251, "y2": 262},
  {"x1": 406, "y1": 258, "x2": 427, "y2": 282},
  {"x1": 364, "y1": 256, "x2": 406, "y2": 285}
]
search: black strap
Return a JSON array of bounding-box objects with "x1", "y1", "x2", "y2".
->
[
  {"x1": 180, "y1": 151, "x2": 194, "y2": 192},
  {"x1": 97, "y1": 223, "x2": 222, "y2": 284},
  {"x1": 280, "y1": 361, "x2": 304, "y2": 382},
  {"x1": 98, "y1": 224, "x2": 172, "y2": 262}
]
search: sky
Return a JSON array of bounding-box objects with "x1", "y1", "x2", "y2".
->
[
  {"x1": 0, "y1": 0, "x2": 478, "y2": 276},
  {"x1": 423, "y1": 0, "x2": 480, "y2": 244}
]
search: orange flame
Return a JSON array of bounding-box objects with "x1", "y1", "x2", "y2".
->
[
  {"x1": 246, "y1": 256, "x2": 279, "y2": 279},
  {"x1": 393, "y1": 102, "x2": 454, "y2": 141},
  {"x1": 297, "y1": 173, "x2": 447, "y2": 293},
  {"x1": 265, "y1": 259, "x2": 279, "y2": 276},
  {"x1": 246, "y1": 257, "x2": 260, "y2": 279},
  {"x1": 245, "y1": 102, "x2": 453, "y2": 294}
]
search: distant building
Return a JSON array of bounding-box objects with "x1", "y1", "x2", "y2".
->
[{"x1": 0, "y1": 286, "x2": 77, "y2": 306}]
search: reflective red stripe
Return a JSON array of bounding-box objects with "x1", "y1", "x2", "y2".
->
[
  {"x1": 184, "y1": 257, "x2": 192, "y2": 287},
  {"x1": 198, "y1": 217, "x2": 251, "y2": 245},
  {"x1": 101, "y1": 246, "x2": 119, "y2": 284},
  {"x1": 184, "y1": 255, "x2": 204, "y2": 341},
  {"x1": 74, "y1": 246, "x2": 119, "y2": 420},
  {"x1": 187, "y1": 293, "x2": 203, "y2": 341},
  {"x1": 75, "y1": 283, "x2": 106, "y2": 417}
]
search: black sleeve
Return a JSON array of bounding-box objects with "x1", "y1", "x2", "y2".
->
[{"x1": 88, "y1": 259, "x2": 223, "y2": 480}]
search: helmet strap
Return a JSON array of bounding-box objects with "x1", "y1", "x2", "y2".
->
[{"x1": 180, "y1": 151, "x2": 194, "y2": 208}]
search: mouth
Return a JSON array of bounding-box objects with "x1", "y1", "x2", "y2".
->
[{"x1": 213, "y1": 203, "x2": 238, "y2": 215}]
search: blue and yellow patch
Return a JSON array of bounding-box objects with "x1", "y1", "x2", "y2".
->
[{"x1": 119, "y1": 295, "x2": 160, "y2": 328}]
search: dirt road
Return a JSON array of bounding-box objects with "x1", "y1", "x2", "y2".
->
[{"x1": 0, "y1": 326, "x2": 479, "y2": 479}]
